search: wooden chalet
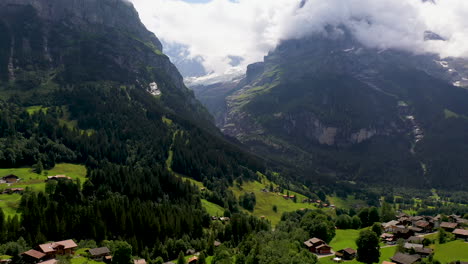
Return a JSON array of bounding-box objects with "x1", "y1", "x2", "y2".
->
[
  {"x1": 22, "y1": 249, "x2": 46, "y2": 262},
  {"x1": 46, "y1": 175, "x2": 72, "y2": 181},
  {"x1": 40, "y1": 259, "x2": 58, "y2": 264},
  {"x1": 406, "y1": 236, "x2": 425, "y2": 244},
  {"x1": 2, "y1": 188, "x2": 24, "y2": 194},
  {"x1": 381, "y1": 233, "x2": 395, "y2": 243},
  {"x1": 88, "y1": 247, "x2": 111, "y2": 260},
  {"x1": 440, "y1": 222, "x2": 458, "y2": 231},
  {"x1": 414, "y1": 220, "x2": 433, "y2": 233},
  {"x1": 391, "y1": 253, "x2": 421, "y2": 264},
  {"x1": 187, "y1": 256, "x2": 198, "y2": 264},
  {"x1": 452, "y1": 229, "x2": 468, "y2": 241},
  {"x1": 414, "y1": 247, "x2": 433, "y2": 256},
  {"x1": 394, "y1": 228, "x2": 414, "y2": 240},
  {"x1": 335, "y1": 248, "x2": 356, "y2": 260},
  {"x1": 304, "y1": 238, "x2": 332, "y2": 254},
  {"x1": 382, "y1": 220, "x2": 401, "y2": 233},
  {"x1": 38, "y1": 239, "x2": 78, "y2": 257},
  {"x1": 134, "y1": 259, "x2": 147, "y2": 264},
  {"x1": 1, "y1": 174, "x2": 19, "y2": 183}
]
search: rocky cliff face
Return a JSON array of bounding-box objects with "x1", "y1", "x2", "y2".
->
[
  {"x1": 0, "y1": 0, "x2": 213, "y2": 126},
  {"x1": 195, "y1": 26, "x2": 468, "y2": 188}
]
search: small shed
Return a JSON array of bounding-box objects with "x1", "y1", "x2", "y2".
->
[{"x1": 88, "y1": 247, "x2": 111, "y2": 259}]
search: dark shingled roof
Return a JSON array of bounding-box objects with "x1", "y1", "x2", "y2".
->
[
  {"x1": 391, "y1": 253, "x2": 420, "y2": 264},
  {"x1": 88, "y1": 247, "x2": 110, "y2": 256},
  {"x1": 440, "y1": 222, "x2": 458, "y2": 229}
]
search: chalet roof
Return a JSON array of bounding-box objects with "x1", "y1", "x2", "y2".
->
[
  {"x1": 134, "y1": 259, "x2": 146, "y2": 264},
  {"x1": 383, "y1": 220, "x2": 400, "y2": 227},
  {"x1": 395, "y1": 228, "x2": 411, "y2": 234},
  {"x1": 41, "y1": 259, "x2": 58, "y2": 264},
  {"x1": 407, "y1": 236, "x2": 424, "y2": 243},
  {"x1": 39, "y1": 239, "x2": 77, "y2": 253},
  {"x1": 214, "y1": 241, "x2": 221, "y2": 247},
  {"x1": 22, "y1": 249, "x2": 46, "y2": 259},
  {"x1": 409, "y1": 227, "x2": 423, "y2": 232},
  {"x1": 304, "y1": 237, "x2": 324, "y2": 247},
  {"x1": 316, "y1": 244, "x2": 331, "y2": 249},
  {"x1": 440, "y1": 222, "x2": 458, "y2": 229},
  {"x1": 415, "y1": 220, "x2": 430, "y2": 228},
  {"x1": 391, "y1": 253, "x2": 421, "y2": 264},
  {"x1": 341, "y1": 248, "x2": 356, "y2": 254},
  {"x1": 410, "y1": 216, "x2": 424, "y2": 221},
  {"x1": 188, "y1": 256, "x2": 198, "y2": 263},
  {"x1": 2, "y1": 174, "x2": 18, "y2": 179},
  {"x1": 404, "y1": 243, "x2": 423, "y2": 249},
  {"x1": 88, "y1": 247, "x2": 110, "y2": 256},
  {"x1": 414, "y1": 247, "x2": 433, "y2": 255},
  {"x1": 452, "y1": 229, "x2": 468, "y2": 236},
  {"x1": 381, "y1": 233, "x2": 394, "y2": 238}
]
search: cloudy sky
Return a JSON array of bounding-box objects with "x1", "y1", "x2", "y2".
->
[{"x1": 129, "y1": 0, "x2": 468, "y2": 82}]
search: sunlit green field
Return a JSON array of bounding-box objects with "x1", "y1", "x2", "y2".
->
[{"x1": 0, "y1": 163, "x2": 87, "y2": 218}]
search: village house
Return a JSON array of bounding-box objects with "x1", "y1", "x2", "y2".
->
[
  {"x1": 134, "y1": 259, "x2": 147, "y2": 264},
  {"x1": 40, "y1": 259, "x2": 58, "y2": 264},
  {"x1": 452, "y1": 229, "x2": 468, "y2": 241},
  {"x1": 381, "y1": 233, "x2": 395, "y2": 243},
  {"x1": 88, "y1": 247, "x2": 111, "y2": 261},
  {"x1": 403, "y1": 243, "x2": 423, "y2": 251},
  {"x1": 2, "y1": 188, "x2": 24, "y2": 194},
  {"x1": 304, "y1": 238, "x2": 332, "y2": 254},
  {"x1": 408, "y1": 226, "x2": 423, "y2": 234},
  {"x1": 22, "y1": 249, "x2": 46, "y2": 263},
  {"x1": 414, "y1": 220, "x2": 433, "y2": 233},
  {"x1": 382, "y1": 220, "x2": 401, "y2": 233},
  {"x1": 406, "y1": 236, "x2": 425, "y2": 244},
  {"x1": 1, "y1": 174, "x2": 19, "y2": 183},
  {"x1": 414, "y1": 247, "x2": 433, "y2": 257},
  {"x1": 38, "y1": 239, "x2": 78, "y2": 257},
  {"x1": 391, "y1": 253, "x2": 421, "y2": 264},
  {"x1": 46, "y1": 175, "x2": 72, "y2": 181},
  {"x1": 187, "y1": 256, "x2": 198, "y2": 264},
  {"x1": 335, "y1": 248, "x2": 356, "y2": 260},
  {"x1": 440, "y1": 222, "x2": 458, "y2": 231},
  {"x1": 393, "y1": 228, "x2": 414, "y2": 240}
]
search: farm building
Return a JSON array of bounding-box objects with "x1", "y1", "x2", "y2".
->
[
  {"x1": 304, "y1": 238, "x2": 332, "y2": 254},
  {"x1": 391, "y1": 253, "x2": 421, "y2": 264},
  {"x1": 1, "y1": 174, "x2": 19, "y2": 183},
  {"x1": 335, "y1": 248, "x2": 356, "y2": 260}
]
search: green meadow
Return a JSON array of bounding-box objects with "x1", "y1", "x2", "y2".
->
[
  {"x1": 230, "y1": 176, "x2": 319, "y2": 226},
  {"x1": 0, "y1": 163, "x2": 87, "y2": 218}
]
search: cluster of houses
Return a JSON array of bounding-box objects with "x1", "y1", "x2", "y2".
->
[
  {"x1": 21, "y1": 239, "x2": 148, "y2": 264},
  {"x1": 0, "y1": 174, "x2": 75, "y2": 195},
  {"x1": 380, "y1": 213, "x2": 468, "y2": 243},
  {"x1": 379, "y1": 213, "x2": 468, "y2": 264}
]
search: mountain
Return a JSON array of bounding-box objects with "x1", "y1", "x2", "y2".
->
[
  {"x1": 195, "y1": 26, "x2": 468, "y2": 190},
  {"x1": 0, "y1": 0, "x2": 270, "y2": 256},
  {"x1": 0, "y1": 0, "x2": 215, "y2": 127}
]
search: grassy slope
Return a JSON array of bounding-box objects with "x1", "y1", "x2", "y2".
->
[
  {"x1": 320, "y1": 246, "x2": 396, "y2": 264},
  {"x1": 201, "y1": 199, "x2": 225, "y2": 216},
  {"x1": 230, "y1": 176, "x2": 318, "y2": 226},
  {"x1": 432, "y1": 240, "x2": 468, "y2": 262},
  {"x1": 329, "y1": 229, "x2": 360, "y2": 250},
  {"x1": 0, "y1": 163, "x2": 87, "y2": 218}
]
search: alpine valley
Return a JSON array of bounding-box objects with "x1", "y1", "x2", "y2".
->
[
  {"x1": 0, "y1": 0, "x2": 467, "y2": 264},
  {"x1": 192, "y1": 27, "x2": 468, "y2": 190}
]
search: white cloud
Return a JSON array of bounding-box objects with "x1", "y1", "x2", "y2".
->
[{"x1": 129, "y1": 0, "x2": 468, "y2": 81}]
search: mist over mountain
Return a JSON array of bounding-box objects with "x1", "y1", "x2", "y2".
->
[{"x1": 132, "y1": 0, "x2": 468, "y2": 84}]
